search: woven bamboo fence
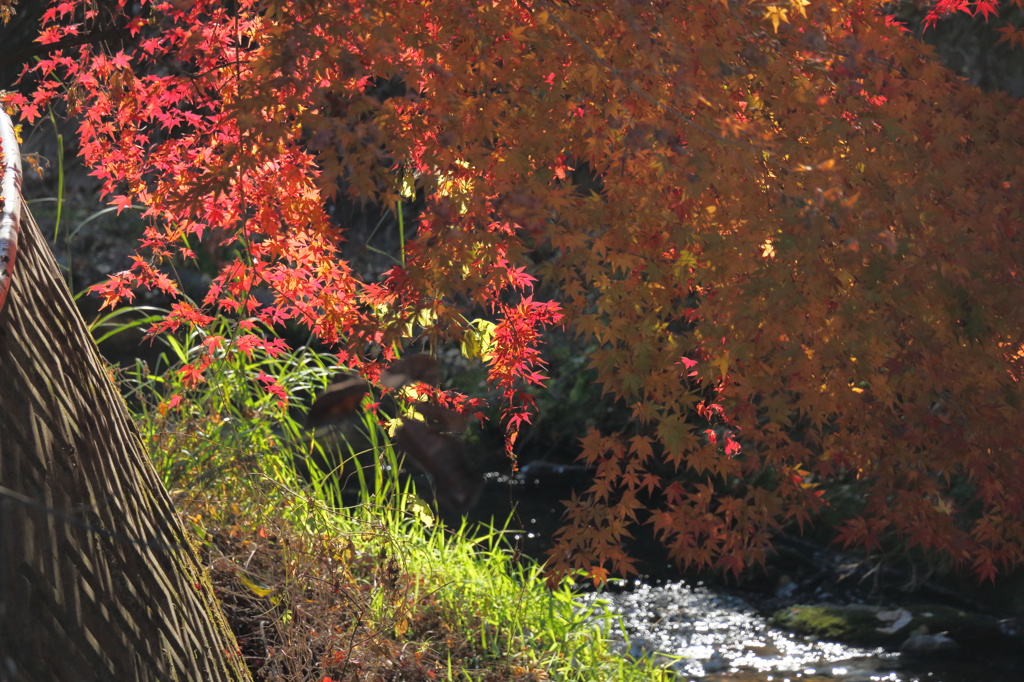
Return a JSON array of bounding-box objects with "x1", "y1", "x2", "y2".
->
[{"x1": 0, "y1": 111, "x2": 250, "y2": 681}]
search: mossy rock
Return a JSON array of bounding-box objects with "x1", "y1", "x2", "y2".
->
[
  {"x1": 770, "y1": 604, "x2": 882, "y2": 644},
  {"x1": 770, "y1": 603, "x2": 1010, "y2": 648}
]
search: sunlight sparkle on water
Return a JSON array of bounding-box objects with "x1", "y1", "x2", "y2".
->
[{"x1": 581, "y1": 581, "x2": 905, "y2": 680}]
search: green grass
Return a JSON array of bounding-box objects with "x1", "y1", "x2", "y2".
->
[{"x1": 110, "y1": 314, "x2": 677, "y2": 681}]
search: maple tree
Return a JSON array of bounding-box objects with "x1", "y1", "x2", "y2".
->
[{"x1": 6, "y1": 0, "x2": 1024, "y2": 582}]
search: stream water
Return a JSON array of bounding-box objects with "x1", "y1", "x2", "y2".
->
[
  {"x1": 466, "y1": 467, "x2": 1024, "y2": 682},
  {"x1": 582, "y1": 579, "x2": 1020, "y2": 682}
]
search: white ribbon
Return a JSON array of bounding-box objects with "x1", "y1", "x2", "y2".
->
[{"x1": 0, "y1": 108, "x2": 22, "y2": 314}]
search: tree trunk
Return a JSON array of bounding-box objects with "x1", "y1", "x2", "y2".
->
[{"x1": 0, "y1": 113, "x2": 250, "y2": 680}]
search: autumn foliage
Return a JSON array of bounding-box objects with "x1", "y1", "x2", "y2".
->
[{"x1": 7, "y1": 0, "x2": 1024, "y2": 581}]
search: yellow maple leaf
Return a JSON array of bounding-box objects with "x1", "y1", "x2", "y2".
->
[{"x1": 764, "y1": 6, "x2": 789, "y2": 33}]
